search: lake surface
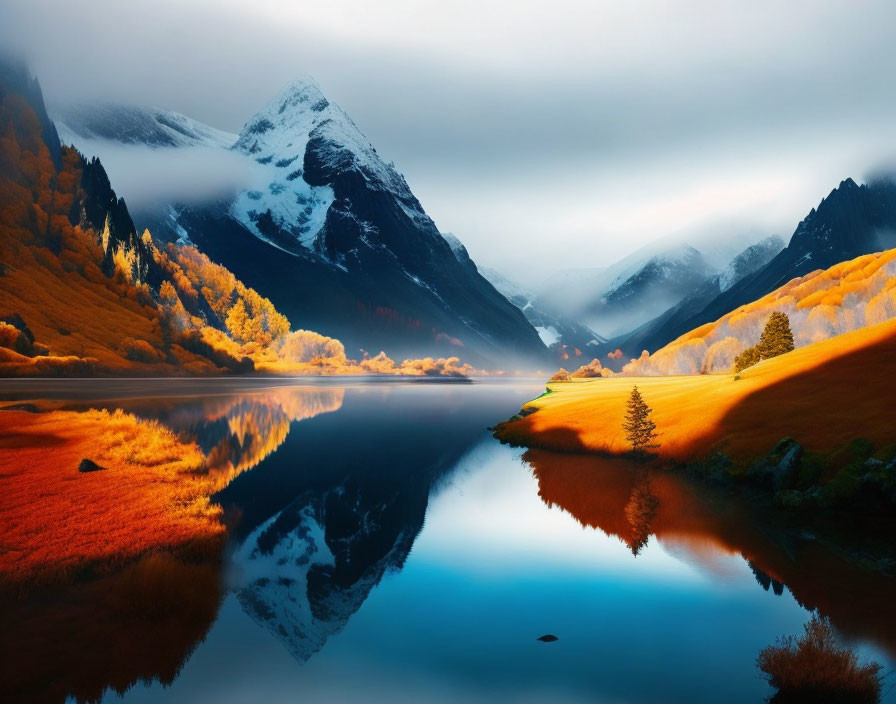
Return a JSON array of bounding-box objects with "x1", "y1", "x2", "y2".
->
[{"x1": 0, "y1": 379, "x2": 893, "y2": 704}]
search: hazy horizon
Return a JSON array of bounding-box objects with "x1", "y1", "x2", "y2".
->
[{"x1": 4, "y1": 0, "x2": 896, "y2": 281}]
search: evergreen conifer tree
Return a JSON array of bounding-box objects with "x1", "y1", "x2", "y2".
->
[
  {"x1": 732, "y1": 312, "x2": 795, "y2": 373},
  {"x1": 622, "y1": 385, "x2": 658, "y2": 458},
  {"x1": 757, "y1": 311, "x2": 795, "y2": 359}
]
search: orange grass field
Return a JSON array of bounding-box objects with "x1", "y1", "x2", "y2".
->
[
  {"x1": 497, "y1": 317, "x2": 896, "y2": 463},
  {"x1": 0, "y1": 407, "x2": 226, "y2": 580}
]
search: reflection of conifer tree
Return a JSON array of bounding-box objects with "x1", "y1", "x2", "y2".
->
[
  {"x1": 623, "y1": 471, "x2": 658, "y2": 556},
  {"x1": 749, "y1": 561, "x2": 773, "y2": 591}
]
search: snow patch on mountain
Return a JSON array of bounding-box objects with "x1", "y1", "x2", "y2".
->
[
  {"x1": 535, "y1": 325, "x2": 561, "y2": 346},
  {"x1": 479, "y1": 264, "x2": 532, "y2": 302},
  {"x1": 442, "y1": 232, "x2": 470, "y2": 261}
]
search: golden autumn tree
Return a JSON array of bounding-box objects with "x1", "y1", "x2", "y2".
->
[
  {"x1": 225, "y1": 299, "x2": 249, "y2": 341},
  {"x1": 733, "y1": 345, "x2": 762, "y2": 373}
]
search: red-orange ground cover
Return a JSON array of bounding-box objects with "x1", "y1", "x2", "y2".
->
[{"x1": 0, "y1": 407, "x2": 224, "y2": 579}]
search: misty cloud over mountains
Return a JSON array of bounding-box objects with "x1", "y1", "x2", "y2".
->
[{"x1": 62, "y1": 142, "x2": 250, "y2": 210}]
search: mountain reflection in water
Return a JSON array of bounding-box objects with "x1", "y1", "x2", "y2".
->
[{"x1": 0, "y1": 380, "x2": 893, "y2": 704}]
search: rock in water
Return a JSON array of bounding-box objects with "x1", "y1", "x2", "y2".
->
[
  {"x1": 537, "y1": 634, "x2": 559, "y2": 642},
  {"x1": 78, "y1": 459, "x2": 106, "y2": 473}
]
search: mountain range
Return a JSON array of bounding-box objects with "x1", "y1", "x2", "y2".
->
[
  {"x1": 474, "y1": 258, "x2": 606, "y2": 359},
  {"x1": 52, "y1": 80, "x2": 549, "y2": 369},
  {"x1": 622, "y1": 245, "x2": 896, "y2": 376}
]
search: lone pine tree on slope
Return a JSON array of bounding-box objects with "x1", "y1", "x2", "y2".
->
[
  {"x1": 734, "y1": 311, "x2": 795, "y2": 373},
  {"x1": 623, "y1": 386, "x2": 658, "y2": 458},
  {"x1": 757, "y1": 311, "x2": 795, "y2": 359}
]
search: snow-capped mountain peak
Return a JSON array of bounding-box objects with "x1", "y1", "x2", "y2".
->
[
  {"x1": 49, "y1": 78, "x2": 550, "y2": 367},
  {"x1": 234, "y1": 77, "x2": 334, "y2": 157},
  {"x1": 237, "y1": 77, "x2": 409, "y2": 194},
  {"x1": 229, "y1": 79, "x2": 347, "y2": 252},
  {"x1": 230, "y1": 76, "x2": 419, "y2": 254}
]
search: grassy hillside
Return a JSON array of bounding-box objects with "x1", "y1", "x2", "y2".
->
[{"x1": 496, "y1": 316, "x2": 896, "y2": 462}]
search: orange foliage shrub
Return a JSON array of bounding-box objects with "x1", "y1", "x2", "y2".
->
[
  {"x1": 119, "y1": 337, "x2": 164, "y2": 363},
  {"x1": 0, "y1": 321, "x2": 31, "y2": 354},
  {"x1": 277, "y1": 329, "x2": 347, "y2": 365},
  {"x1": 758, "y1": 615, "x2": 882, "y2": 703},
  {"x1": 358, "y1": 351, "x2": 477, "y2": 377}
]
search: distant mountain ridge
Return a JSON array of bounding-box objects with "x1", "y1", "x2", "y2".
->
[
  {"x1": 53, "y1": 101, "x2": 236, "y2": 148},
  {"x1": 694, "y1": 177, "x2": 896, "y2": 320},
  {"x1": 600, "y1": 235, "x2": 784, "y2": 366},
  {"x1": 535, "y1": 242, "x2": 719, "y2": 339},
  {"x1": 51, "y1": 81, "x2": 550, "y2": 368},
  {"x1": 622, "y1": 246, "x2": 896, "y2": 376}
]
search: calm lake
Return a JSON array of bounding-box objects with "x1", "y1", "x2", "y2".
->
[{"x1": 1, "y1": 379, "x2": 894, "y2": 704}]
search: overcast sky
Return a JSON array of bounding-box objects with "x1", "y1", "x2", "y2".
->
[{"x1": 3, "y1": 0, "x2": 896, "y2": 279}]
